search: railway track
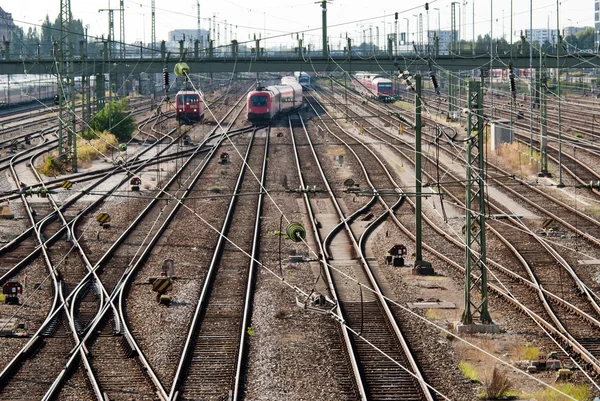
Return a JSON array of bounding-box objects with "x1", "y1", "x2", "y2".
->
[
  {"x1": 313, "y1": 81, "x2": 600, "y2": 383},
  {"x1": 291, "y1": 103, "x2": 434, "y2": 400}
]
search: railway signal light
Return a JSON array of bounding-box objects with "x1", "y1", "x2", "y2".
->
[
  {"x1": 163, "y1": 68, "x2": 169, "y2": 87},
  {"x1": 429, "y1": 71, "x2": 440, "y2": 95},
  {"x1": 53, "y1": 94, "x2": 59, "y2": 105}
]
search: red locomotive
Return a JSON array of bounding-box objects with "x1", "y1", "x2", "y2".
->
[
  {"x1": 176, "y1": 90, "x2": 204, "y2": 124},
  {"x1": 353, "y1": 73, "x2": 394, "y2": 102},
  {"x1": 247, "y1": 80, "x2": 303, "y2": 123}
]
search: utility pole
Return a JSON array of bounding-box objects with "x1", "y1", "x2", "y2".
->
[
  {"x1": 120, "y1": 0, "x2": 125, "y2": 58},
  {"x1": 459, "y1": 80, "x2": 497, "y2": 333},
  {"x1": 414, "y1": 74, "x2": 433, "y2": 275},
  {"x1": 556, "y1": 0, "x2": 564, "y2": 187},
  {"x1": 418, "y1": 13, "x2": 423, "y2": 53},
  {"x1": 197, "y1": 1, "x2": 201, "y2": 48},
  {"x1": 451, "y1": 2, "x2": 457, "y2": 54},
  {"x1": 538, "y1": 50, "x2": 550, "y2": 177},
  {"x1": 98, "y1": 8, "x2": 116, "y2": 59},
  {"x1": 151, "y1": 0, "x2": 156, "y2": 57},
  {"x1": 489, "y1": 0, "x2": 493, "y2": 120},
  {"x1": 317, "y1": 0, "x2": 332, "y2": 58},
  {"x1": 99, "y1": 7, "x2": 118, "y2": 101},
  {"x1": 448, "y1": 70, "x2": 457, "y2": 120},
  {"x1": 58, "y1": 0, "x2": 77, "y2": 171}
]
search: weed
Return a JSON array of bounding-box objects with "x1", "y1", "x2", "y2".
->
[
  {"x1": 209, "y1": 186, "x2": 221, "y2": 193},
  {"x1": 37, "y1": 154, "x2": 65, "y2": 176},
  {"x1": 77, "y1": 131, "x2": 119, "y2": 163},
  {"x1": 425, "y1": 309, "x2": 440, "y2": 320},
  {"x1": 516, "y1": 344, "x2": 540, "y2": 361},
  {"x1": 487, "y1": 141, "x2": 538, "y2": 176},
  {"x1": 459, "y1": 361, "x2": 480, "y2": 383},
  {"x1": 481, "y1": 366, "x2": 512, "y2": 400}
]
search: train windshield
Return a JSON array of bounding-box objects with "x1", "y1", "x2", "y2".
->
[
  {"x1": 378, "y1": 83, "x2": 392, "y2": 91},
  {"x1": 184, "y1": 95, "x2": 198, "y2": 103},
  {"x1": 299, "y1": 76, "x2": 310, "y2": 83},
  {"x1": 251, "y1": 95, "x2": 268, "y2": 107}
]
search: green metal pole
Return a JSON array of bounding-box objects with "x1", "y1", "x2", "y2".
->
[
  {"x1": 321, "y1": 0, "x2": 328, "y2": 58},
  {"x1": 461, "y1": 80, "x2": 493, "y2": 326},
  {"x1": 539, "y1": 50, "x2": 548, "y2": 176},
  {"x1": 414, "y1": 75, "x2": 432, "y2": 274},
  {"x1": 556, "y1": 2, "x2": 563, "y2": 186},
  {"x1": 415, "y1": 75, "x2": 423, "y2": 262}
]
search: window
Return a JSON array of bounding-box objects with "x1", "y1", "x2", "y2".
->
[
  {"x1": 251, "y1": 96, "x2": 267, "y2": 106},
  {"x1": 184, "y1": 95, "x2": 198, "y2": 103},
  {"x1": 378, "y1": 83, "x2": 393, "y2": 91}
]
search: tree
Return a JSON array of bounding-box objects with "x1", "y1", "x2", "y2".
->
[
  {"x1": 89, "y1": 100, "x2": 134, "y2": 142},
  {"x1": 575, "y1": 27, "x2": 594, "y2": 50}
]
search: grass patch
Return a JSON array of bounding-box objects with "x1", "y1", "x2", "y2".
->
[
  {"x1": 459, "y1": 361, "x2": 480, "y2": 383},
  {"x1": 516, "y1": 344, "x2": 540, "y2": 361},
  {"x1": 209, "y1": 186, "x2": 221, "y2": 193},
  {"x1": 425, "y1": 309, "x2": 440, "y2": 320},
  {"x1": 487, "y1": 141, "x2": 539, "y2": 177},
  {"x1": 77, "y1": 131, "x2": 119, "y2": 166},
  {"x1": 394, "y1": 100, "x2": 413, "y2": 111},
  {"x1": 528, "y1": 383, "x2": 591, "y2": 401}
]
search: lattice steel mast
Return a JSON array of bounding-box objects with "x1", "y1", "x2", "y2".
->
[
  {"x1": 461, "y1": 80, "x2": 493, "y2": 326},
  {"x1": 58, "y1": 0, "x2": 77, "y2": 171}
]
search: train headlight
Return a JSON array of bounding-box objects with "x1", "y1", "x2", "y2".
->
[
  {"x1": 266, "y1": 108, "x2": 270, "y2": 112},
  {"x1": 193, "y1": 109, "x2": 197, "y2": 112}
]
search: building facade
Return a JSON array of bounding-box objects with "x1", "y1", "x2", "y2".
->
[
  {"x1": 524, "y1": 29, "x2": 556, "y2": 45},
  {"x1": 428, "y1": 30, "x2": 454, "y2": 55}
]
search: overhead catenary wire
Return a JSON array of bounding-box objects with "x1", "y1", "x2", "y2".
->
[{"x1": 3, "y1": 24, "x2": 596, "y2": 396}]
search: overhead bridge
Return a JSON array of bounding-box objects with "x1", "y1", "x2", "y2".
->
[{"x1": 1, "y1": 53, "x2": 600, "y2": 75}]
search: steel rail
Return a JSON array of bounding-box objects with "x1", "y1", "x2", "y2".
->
[
  {"x1": 317, "y1": 83, "x2": 600, "y2": 375},
  {"x1": 303, "y1": 98, "x2": 435, "y2": 400}
]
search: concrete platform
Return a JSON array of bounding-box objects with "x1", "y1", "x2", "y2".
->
[{"x1": 456, "y1": 323, "x2": 501, "y2": 334}]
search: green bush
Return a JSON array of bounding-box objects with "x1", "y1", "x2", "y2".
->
[
  {"x1": 37, "y1": 155, "x2": 65, "y2": 176},
  {"x1": 89, "y1": 99, "x2": 135, "y2": 142}
]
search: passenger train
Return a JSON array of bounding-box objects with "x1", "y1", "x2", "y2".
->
[
  {"x1": 353, "y1": 73, "x2": 394, "y2": 102},
  {"x1": 175, "y1": 90, "x2": 204, "y2": 124},
  {"x1": 0, "y1": 76, "x2": 60, "y2": 106},
  {"x1": 294, "y1": 71, "x2": 311, "y2": 88},
  {"x1": 246, "y1": 78, "x2": 303, "y2": 123}
]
